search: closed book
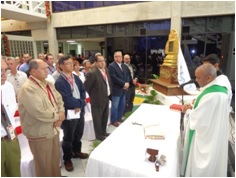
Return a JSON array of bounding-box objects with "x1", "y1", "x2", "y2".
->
[{"x1": 170, "y1": 104, "x2": 182, "y2": 111}]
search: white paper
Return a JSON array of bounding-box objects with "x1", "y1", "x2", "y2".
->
[{"x1": 67, "y1": 109, "x2": 80, "y2": 120}]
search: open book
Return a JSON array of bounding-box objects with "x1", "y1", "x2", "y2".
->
[{"x1": 144, "y1": 124, "x2": 165, "y2": 140}]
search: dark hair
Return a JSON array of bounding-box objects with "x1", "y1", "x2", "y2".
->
[
  {"x1": 203, "y1": 54, "x2": 220, "y2": 65},
  {"x1": 94, "y1": 54, "x2": 103, "y2": 62},
  {"x1": 45, "y1": 54, "x2": 53, "y2": 61},
  {"x1": 74, "y1": 57, "x2": 83, "y2": 65},
  {"x1": 58, "y1": 55, "x2": 71, "y2": 65},
  {"x1": 28, "y1": 59, "x2": 39, "y2": 72}
]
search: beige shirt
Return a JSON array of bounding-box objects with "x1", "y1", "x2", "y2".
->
[{"x1": 18, "y1": 76, "x2": 64, "y2": 139}]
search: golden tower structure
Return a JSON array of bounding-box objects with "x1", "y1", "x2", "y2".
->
[{"x1": 150, "y1": 30, "x2": 186, "y2": 96}]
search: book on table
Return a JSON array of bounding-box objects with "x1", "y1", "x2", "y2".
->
[{"x1": 144, "y1": 124, "x2": 165, "y2": 140}]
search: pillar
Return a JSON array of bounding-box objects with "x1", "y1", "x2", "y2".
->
[{"x1": 170, "y1": 1, "x2": 182, "y2": 41}]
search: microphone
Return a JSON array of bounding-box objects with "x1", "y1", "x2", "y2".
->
[{"x1": 179, "y1": 79, "x2": 196, "y2": 88}]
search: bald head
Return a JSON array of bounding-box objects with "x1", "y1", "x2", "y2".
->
[
  {"x1": 123, "y1": 54, "x2": 131, "y2": 64},
  {"x1": 29, "y1": 59, "x2": 48, "y2": 81},
  {"x1": 195, "y1": 63, "x2": 217, "y2": 87}
]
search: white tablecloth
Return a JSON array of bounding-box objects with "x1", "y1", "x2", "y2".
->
[{"x1": 85, "y1": 104, "x2": 181, "y2": 177}]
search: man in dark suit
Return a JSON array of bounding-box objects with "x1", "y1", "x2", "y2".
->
[
  {"x1": 84, "y1": 54, "x2": 112, "y2": 141},
  {"x1": 55, "y1": 55, "x2": 89, "y2": 172},
  {"x1": 108, "y1": 51, "x2": 130, "y2": 127},
  {"x1": 123, "y1": 54, "x2": 138, "y2": 114}
]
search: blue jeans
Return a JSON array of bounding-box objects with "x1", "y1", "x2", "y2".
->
[{"x1": 110, "y1": 94, "x2": 126, "y2": 123}]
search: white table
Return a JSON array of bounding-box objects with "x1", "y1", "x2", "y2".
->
[{"x1": 85, "y1": 104, "x2": 181, "y2": 177}]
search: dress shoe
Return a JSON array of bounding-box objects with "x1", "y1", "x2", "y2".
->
[
  {"x1": 64, "y1": 160, "x2": 73, "y2": 172},
  {"x1": 97, "y1": 136, "x2": 106, "y2": 141},
  {"x1": 111, "y1": 122, "x2": 119, "y2": 127},
  {"x1": 103, "y1": 132, "x2": 110, "y2": 137},
  {"x1": 73, "y1": 152, "x2": 89, "y2": 159}
]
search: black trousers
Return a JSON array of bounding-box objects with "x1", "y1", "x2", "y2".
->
[
  {"x1": 91, "y1": 100, "x2": 109, "y2": 140},
  {"x1": 124, "y1": 85, "x2": 135, "y2": 114},
  {"x1": 61, "y1": 113, "x2": 84, "y2": 161}
]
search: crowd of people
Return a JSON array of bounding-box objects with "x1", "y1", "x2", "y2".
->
[
  {"x1": 1, "y1": 51, "x2": 138, "y2": 176},
  {"x1": 1, "y1": 51, "x2": 232, "y2": 177}
]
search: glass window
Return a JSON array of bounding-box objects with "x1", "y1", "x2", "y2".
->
[
  {"x1": 52, "y1": 1, "x2": 69, "y2": 12},
  {"x1": 57, "y1": 28, "x2": 71, "y2": 40},
  {"x1": 182, "y1": 18, "x2": 206, "y2": 34},
  {"x1": 87, "y1": 25, "x2": 105, "y2": 37},
  {"x1": 71, "y1": 27, "x2": 87, "y2": 38},
  {"x1": 113, "y1": 24, "x2": 127, "y2": 36},
  {"x1": 68, "y1": 1, "x2": 84, "y2": 10},
  {"x1": 207, "y1": 16, "x2": 234, "y2": 33},
  {"x1": 104, "y1": 1, "x2": 123, "y2": 6},
  {"x1": 52, "y1": 1, "x2": 141, "y2": 12},
  {"x1": 106, "y1": 25, "x2": 113, "y2": 36},
  {"x1": 85, "y1": 1, "x2": 104, "y2": 8}
]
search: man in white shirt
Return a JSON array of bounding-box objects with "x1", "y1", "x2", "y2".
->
[
  {"x1": 1, "y1": 59, "x2": 21, "y2": 176},
  {"x1": 6, "y1": 57, "x2": 27, "y2": 97}
]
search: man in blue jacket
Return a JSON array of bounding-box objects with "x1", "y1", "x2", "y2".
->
[
  {"x1": 108, "y1": 51, "x2": 130, "y2": 127},
  {"x1": 55, "y1": 55, "x2": 88, "y2": 172}
]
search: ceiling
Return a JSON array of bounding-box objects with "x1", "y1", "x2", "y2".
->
[{"x1": 1, "y1": 4, "x2": 46, "y2": 22}]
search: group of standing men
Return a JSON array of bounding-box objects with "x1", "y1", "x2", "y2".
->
[{"x1": 1, "y1": 50, "x2": 138, "y2": 176}]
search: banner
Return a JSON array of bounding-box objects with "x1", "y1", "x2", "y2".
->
[{"x1": 177, "y1": 45, "x2": 197, "y2": 94}]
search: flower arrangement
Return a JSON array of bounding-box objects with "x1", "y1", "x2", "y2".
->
[
  {"x1": 2, "y1": 34, "x2": 10, "y2": 56},
  {"x1": 45, "y1": 1, "x2": 51, "y2": 22}
]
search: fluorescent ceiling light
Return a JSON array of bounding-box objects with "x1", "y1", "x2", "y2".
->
[{"x1": 67, "y1": 40, "x2": 75, "y2": 43}]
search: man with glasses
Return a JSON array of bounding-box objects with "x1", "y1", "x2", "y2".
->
[
  {"x1": 108, "y1": 51, "x2": 130, "y2": 127},
  {"x1": 84, "y1": 54, "x2": 112, "y2": 141},
  {"x1": 55, "y1": 55, "x2": 89, "y2": 172}
]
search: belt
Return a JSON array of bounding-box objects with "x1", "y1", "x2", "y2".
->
[{"x1": 1, "y1": 136, "x2": 8, "y2": 141}]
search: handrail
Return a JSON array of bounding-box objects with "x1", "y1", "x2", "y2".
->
[{"x1": 1, "y1": 1, "x2": 46, "y2": 15}]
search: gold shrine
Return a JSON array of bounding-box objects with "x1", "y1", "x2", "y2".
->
[{"x1": 150, "y1": 30, "x2": 187, "y2": 96}]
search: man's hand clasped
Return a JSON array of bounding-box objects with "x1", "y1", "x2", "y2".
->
[{"x1": 54, "y1": 111, "x2": 65, "y2": 127}]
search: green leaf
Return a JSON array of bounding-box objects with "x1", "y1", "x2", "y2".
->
[
  {"x1": 152, "y1": 74, "x2": 159, "y2": 79},
  {"x1": 150, "y1": 90, "x2": 157, "y2": 97}
]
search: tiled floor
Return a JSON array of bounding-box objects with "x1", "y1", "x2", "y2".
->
[{"x1": 60, "y1": 124, "x2": 118, "y2": 177}]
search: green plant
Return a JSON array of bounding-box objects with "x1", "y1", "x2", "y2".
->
[
  {"x1": 152, "y1": 74, "x2": 159, "y2": 79},
  {"x1": 90, "y1": 139, "x2": 102, "y2": 152},
  {"x1": 143, "y1": 89, "x2": 161, "y2": 105},
  {"x1": 124, "y1": 111, "x2": 132, "y2": 120}
]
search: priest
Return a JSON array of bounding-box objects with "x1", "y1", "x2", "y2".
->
[{"x1": 181, "y1": 63, "x2": 229, "y2": 176}]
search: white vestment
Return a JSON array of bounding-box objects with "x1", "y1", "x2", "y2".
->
[
  {"x1": 214, "y1": 74, "x2": 232, "y2": 110},
  {"x1": 182, "y1": 82, "x2": 229, "y2": 177}
]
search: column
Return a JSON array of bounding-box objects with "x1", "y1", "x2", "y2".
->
[
  {"x1": 47, "y1": 21, "x2": 58, "y2": 61},
  {"x1": 170, "y1": 1, "x2": 182, "y2": 41}
]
